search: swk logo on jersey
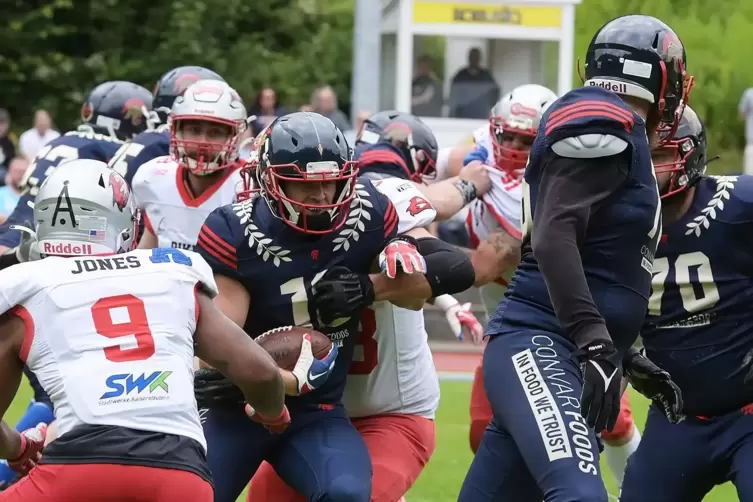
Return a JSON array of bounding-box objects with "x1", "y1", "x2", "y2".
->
[
  {"x1": 100, "y1": 371, "x2": 172, "y2": 400},
  {"x1": 407, "y1": 196, "x2": 433, "y2": 216}
]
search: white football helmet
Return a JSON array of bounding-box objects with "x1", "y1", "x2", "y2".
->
[
  {"x1": 489, "y1": 84, "x2": 557, "y2": 175},
  {"x1": 32, "y1": 160, "x2": 138, "y2": 258},
  {"x1": 170, "y1": 79, "x2": 247, "y2": 175}
]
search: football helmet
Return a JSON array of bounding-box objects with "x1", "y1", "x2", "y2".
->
[
  {"x1": 584, "y1": 14, "x2": 694, "y2": 138},
  {"x1": 359, "y1": 111, "x2": 438, "y2": 183},
  {"x1": 652, "y1": 105, "x2": 706, "y2": 198},
  {"x1": 489, "y1": 84, "x2": 557, "y2": 176},
  {"x1": 152, "y1": 66, "x2": 225, "y2": 126},
  {"x1": 253, "y1": 112, "x2": 357, "y2": 234},
  {"x1": 170, "y1": 79, "x2": 247, "y2": 176},
  {"x1": 80, "y1": 81, "x2": 153, "y2": 141},
  {"x1": 33, "y1": 160, "x2": 138, "y2": 257}
]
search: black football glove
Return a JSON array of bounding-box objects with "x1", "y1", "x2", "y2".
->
[
  {"x1": 311, "y1": 266, "x2": 375, "y2": 326},
  {"x1": 624, "y1": 348, "x2": 684, "y2": 424},
  {"x1": 194, "y1": 368, "x2": 245, "y2": 408},
  {"x1": 573, "y1": 340, "x2": 623, "y2": 432}
]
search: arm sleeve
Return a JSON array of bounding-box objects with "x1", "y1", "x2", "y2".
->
[
  {"x1": 195, "y1": 206, "x2": 243, "y2": 282},
  {"x1": 372, "y1": 178, "x2": 437, "y2": 233},
  {"x1": 531, "y1": 152, "x2": 629, "y2": 348}
]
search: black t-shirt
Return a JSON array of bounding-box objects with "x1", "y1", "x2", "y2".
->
[{"x1": 411, "y1": 76, "x2": 443, "y2": 117}]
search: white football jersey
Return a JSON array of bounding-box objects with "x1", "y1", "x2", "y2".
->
[
  {"x1": 344, "y1": 177, "x2": 440, "y2": 419},
  {"x1": 132, "y1": 156, "x2": 242, "y2": 250},
  {"x1": 467, "y1": 126, "x2": 524, "y2": 314},
  {"x1": 0, "y1": 249, "x2": 217, "y2": 451}
]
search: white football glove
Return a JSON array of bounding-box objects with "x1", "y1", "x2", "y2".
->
[{"x1": 434, "y1": 295, "x2": 484, "y2": 344}]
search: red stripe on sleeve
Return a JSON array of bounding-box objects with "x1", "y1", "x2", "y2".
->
[
  {"x1": 359, "y1": 149, "x2": 409, "y2": 172},
  {"x1": 545, "y1": 101, "x2": 634, "y2": 136}
]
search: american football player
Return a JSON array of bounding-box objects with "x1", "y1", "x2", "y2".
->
[
  {"x1": 0, "y1": 160, "x2": 287, "y2": 501},
  {"x1": 620, "y1": 106, "x2": 753, "y2": 500},
  {"x1": 459, "y1": 15, "x2": 692, "y2": 502},
  {"x1": 247, "y1": 113, "x2": 478, "y2": 502},
  {"x1": 133, "y1": 79, "x2": 246, "y2": 251},
  {"x1": 0, "y1": 81, "x2": 153, "y2": 260},
  {"x1": 107, "y1": 65, "x2": 225, "y2": 184},
  {"x1": 194, "y1": 111, "x2": 474, "y2": 502},
  {"x1": 354, "y1": 111, "x2": 486, "y2": 342}
]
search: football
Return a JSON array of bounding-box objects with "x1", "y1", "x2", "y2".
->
[{"x1": 255, "y1": 326, "x2": 334, "y2": 371}]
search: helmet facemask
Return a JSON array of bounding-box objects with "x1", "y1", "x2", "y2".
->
[
  {"x1": 652, "y1": 134, "x2": 704, "y2": 199},
  {"x1": 258, "y1": 159, "x2": 359, "y2": 234},
  {"x1": 489, "y1": 117, "x2": 535, "y2": 178},
  {"x1": 171, "y1": 117, "x2": 241, "y2": 176}
]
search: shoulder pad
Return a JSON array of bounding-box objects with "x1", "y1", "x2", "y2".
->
[
  {"x1": 551, "y1": 134, "x2": 628, "y2": 159},
  {"x1": 183, "y1": 251, "x2": 219, "y2": 299},
  {"x1": 0, "y1": 261, "x2": 41, "y2": 315},
  {"x1": 132, "y1": 156, "x2": 173, "y2": 187},
  {"x1": 544, "y1": 87, "x2": 636, "y2": 139},
  {"x1": 370, "y1": 178, "x2": 437, "y2": 233}
]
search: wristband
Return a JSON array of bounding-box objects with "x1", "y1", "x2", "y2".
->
[{"x1": 453, "y1": 179, "x2": 478, "y2": 205}]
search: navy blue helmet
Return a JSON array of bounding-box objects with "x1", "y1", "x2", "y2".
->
[
  {"x1": 584, "y1": 15, "x2": 693, "y2": 137},
  {"x1": 152, "y1": 66, "x2": 225, "y2": 124},
  {"x1": 80, "y1": 81, "x2": 153, "y2": 141},
  {"x1": 252, "y1": 112, "x2": 357, "y2": 235}
]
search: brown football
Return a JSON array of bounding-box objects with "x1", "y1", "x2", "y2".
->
[{"x1": 255, "y1": 326, "x2": 334, "y2": 371}]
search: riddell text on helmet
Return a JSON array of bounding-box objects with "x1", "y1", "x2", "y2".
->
[
  {"x1": 587, "y1": 80, "x2": 628, "y2": 94},
  {"x1": 42, "y1": 242, "x2": 94, "y2": 255}
]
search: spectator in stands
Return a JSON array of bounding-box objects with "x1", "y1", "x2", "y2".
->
[
  {"x1": 0, "y1": 157, "x2": 28, "y2": 223},
  {"x1": 0, "y1": 109, "x2": 16, "y2": 181},
  {"x1": 739, "y1": 87, "x2": 753, "y2": 174},
  {"x1": 310, "y1": 86, "x2": 351, "y2": 132},
  {"x1": 19, "y1": 109, "x2": 59, "y2": 161},
  {"x1": 448, "y1": 48, "x2": 500, "y2": 119},
  {"x1": 248, "y1": 87, "x2": 286, "y2": 136},
  {"x1": 412, "y1": 55, "x2": 444, "y2": 117}
]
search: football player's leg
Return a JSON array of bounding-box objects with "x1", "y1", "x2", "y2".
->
[
  {"x1": 246, "y1": 462, "x2": 303, "y2": 502},
  {"x1": 620, "y1": 407, "x2": 717, "y2": 502},
  {"x1": 469, "y1": 362, "x2": 492, "y2": 454},
  {"x1": 355, "y1": 414, "x2": 436, "y2": 502},
  {"x1": 458, "y1": 421, "x2": 540, "y2": 501},
  {"x1": 601, "y1": 393, "x2": 640, "y2": 486},
  {"x1": 203, "y1": 406, "x2": 270, "y2": 502},
  {"x1": 271, "y1": 406, "x2": 372, "y2": 502},
  {"x1": 464, "y1": 332, "x2": 609, "y2": 502},
  {"x1": 724, "y1": 412, "x2": 753, "y2": 501}
]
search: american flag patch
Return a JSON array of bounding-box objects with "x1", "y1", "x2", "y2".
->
[{"x1": 89, "y1": 230, "x2": 106, "y2": 241}]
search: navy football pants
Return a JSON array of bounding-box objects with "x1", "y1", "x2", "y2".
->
[
  {"x1": 459, "y1": 331, "x2": 608, "y2": 502},
  {"x1": 621, "y1": 405, "x2": 753, "y2": 502},
  {"x1": 203, "y1": 404, "x2": 372, "y2": 502}
]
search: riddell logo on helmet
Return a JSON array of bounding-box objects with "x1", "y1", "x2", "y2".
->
[
  {"x1": 587, "y1": 80, "x2": 628, "y2": 93},
  {"x1": 43, "y1": 242, "x2": 93, "y2": 255}
]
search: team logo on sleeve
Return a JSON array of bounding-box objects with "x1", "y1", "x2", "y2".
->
[
  {"x1": 81, "y1": 103, "x2": 94, "y2": 122},
  {"x1": 109, "y1": 172, "x2": 130, "y2": 212},
  {"x1": 407, "y1": 196, "x2": 432, "y2": 216}
]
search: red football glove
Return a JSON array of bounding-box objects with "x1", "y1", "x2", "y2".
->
[
  {"x1": 245, "y1": 404, "x2": 291, "y2": 433},
  {"x1": 378, "y1": 236, "x2": 426, "y2": 279},
  {"x1": 8, "y1": 423, "x2": 47, "y2": 475}
]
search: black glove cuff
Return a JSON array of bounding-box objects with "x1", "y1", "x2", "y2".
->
[
  {"x1": 387, "y1": 234, "x2": 420, "y2": 248},
  {"x1": 358, "y1": 273, "x2": 376, "y2": 306}
]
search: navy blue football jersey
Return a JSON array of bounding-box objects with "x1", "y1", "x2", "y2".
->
[
  {"x1": 0, "y1": 129, "x2": 123, "y2": 248},
  {"x1": 643, "y1": 175, "x2": 753, "y2": 416},
  {"x1": 108, "y1": 129, "x2": 170, "y2": 184},
  {"x1": 488, "y1": 86, "x2": 661, "y2": 352},
  {"x1": 196, "y1": 180, "x2": 399, "y2": 407}
]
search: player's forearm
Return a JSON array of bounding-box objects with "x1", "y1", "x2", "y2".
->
[
  {"x1": 0, "y1": 421, "x2": 21, "y2": 460},
  {"x1": 369, "y1": 273, "x2": 430, "y2": 310},
  {"x1": 471, "y1": 235, "x2": 520, "y2": 287},
  {"x1": 419, "y1": 178, "x2": 468, "y2": 220}
]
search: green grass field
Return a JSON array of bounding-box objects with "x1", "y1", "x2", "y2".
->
[{"x1": 6, "y1": 379, "x2": 740, "y2": 501}]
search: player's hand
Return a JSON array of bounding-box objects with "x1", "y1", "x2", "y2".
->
[
  {"x1": 573, "y1": 340, "x2": 623, "y2": 432},
  {"x1": 379, "y1": 235, "x2": 426, "y2": 279},
  {"x1": 194, "y1": 368, "x2": 245, "y2": 408},
  {"x1": 312, "y1": 266, "x2": 375, "y2": 326},
  {"x1": 290, "y1": 333, "x2": 339, "y2": 395},
  {"x1": 625, "y1": 350, "x2": 684, "y2": 424},
  {"x1": 460, "y1": 160, "x2": 492, "y2": 196},
  {"x1": 245, "y1": 404, "x2": 291, "y2": 433},
  {"x1": 435, "y1": 295, "x2": 484, "y2": 344},
  {"x1": 8, "y1": 423, "x2": 47, "y2": 475},
  {"x1": 463, "y1": 145, "x2": 488, "y2": 166}
]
